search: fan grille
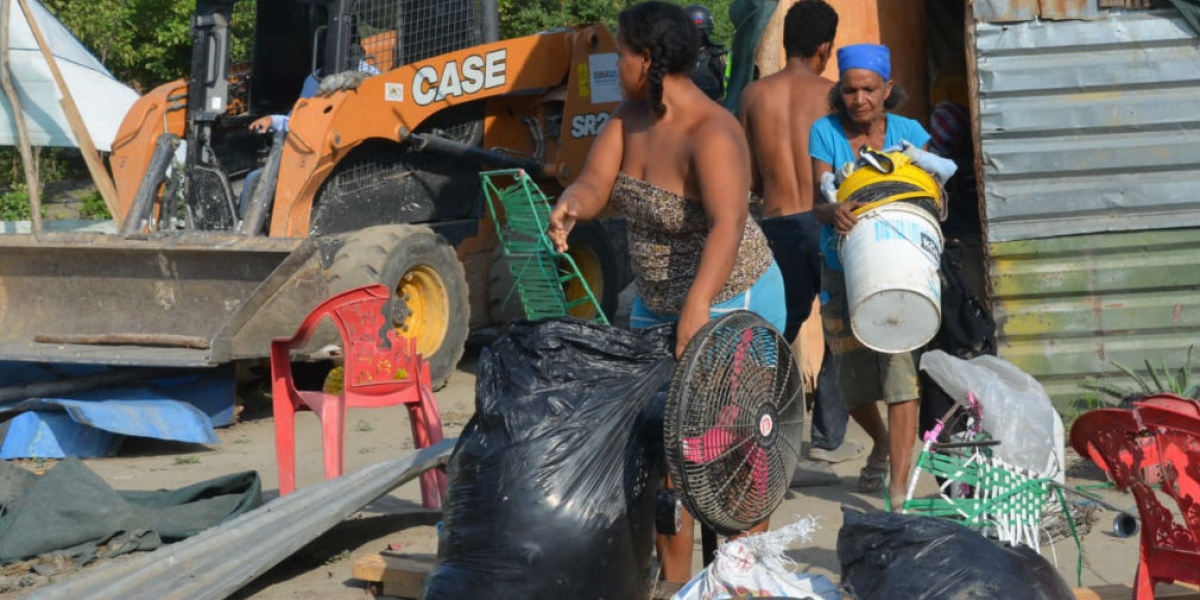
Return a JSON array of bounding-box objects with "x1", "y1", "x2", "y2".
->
[{"x1": 664, "y1": 311, "x2": 805, "y2": 535}]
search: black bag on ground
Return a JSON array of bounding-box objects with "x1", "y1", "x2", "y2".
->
[
  {"x1": 421, "y1": 319, "x2": 675, "y2": 600},
  {"x1": 838, "y1": 508, "x2": 1073, "y2": 600}
]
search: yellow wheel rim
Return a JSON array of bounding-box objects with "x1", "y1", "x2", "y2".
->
[
  {"x1": 397, "y1": 265, "x2": 449, "y2": 358},
  {"x1": 564, "y1": 245, "x2": 603, "y2": 320}
]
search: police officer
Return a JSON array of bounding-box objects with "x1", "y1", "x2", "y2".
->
[{"x1": 685, "y1": 5, "x2": 729, "y2": 102}]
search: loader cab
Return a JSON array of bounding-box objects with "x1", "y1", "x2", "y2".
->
[{"x1": 247, "y1": 0, "x2": 326, "y2": 117}]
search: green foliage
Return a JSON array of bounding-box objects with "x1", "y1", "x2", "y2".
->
[
  {"x1": 498, "y1": 0, "x2": 734, "y2": 46},
  {"x1": 0, "y1": 186, "x2": 34, "y2": 221},
  {"x1": 41, "y1": 0, "x2": 736, "y2": 94},
  {"x1": 41, "y1": 0, "x2": 255, "y2": 91},
  {"x1": 1080, "y1": 346, "x2": 1200, "y2": 403},
  {"x1": 78, "y1": 190, "x2": 113, "y2": 221}
]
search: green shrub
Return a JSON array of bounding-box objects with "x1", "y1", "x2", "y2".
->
[
  {"x1": 1081, "y1": 345, "x2": 1200, "y2": 403},
  {"x1": 0, "y1": 186, "x2": 36, "y2": 221},
  {"x1": 78, "y1": 190, "x2": 113, "y2": 220}
]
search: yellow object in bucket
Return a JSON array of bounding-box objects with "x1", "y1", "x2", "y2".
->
[
  {"x1": 836, "y1": 148, "x2": 946, "y2": 353},
  {"x1": 837, "y1": 149, "x2": 942, "y2": 217}
]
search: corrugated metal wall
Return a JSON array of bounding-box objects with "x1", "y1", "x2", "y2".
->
[
  {"x1": 976, "y1": 10, "x2": 1200, "y2": 243},
  {"x1": 990, "y1": 229, "x2": 1200, "y2": 407},
  {"x1": 974, "y1": 9, "x2": 1200, "y2": 409}
]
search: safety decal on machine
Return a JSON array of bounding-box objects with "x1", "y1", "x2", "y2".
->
[
  {"x1": 578, "y1": 64, "x2": 591, "y2": 98},
  {"x1": 587, "y1": 53, "x2": 620, "y2": 104},
  {"x1": 385, "y1": 83, "x2": 404, "y2": 102}
]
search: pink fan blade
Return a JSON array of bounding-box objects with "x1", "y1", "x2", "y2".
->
[
  {"x1": 683, "y1": 406, "x2": 744, "y2": 463},
  {"x1": 748, "y1": 446, "x2": 769, "y2": 497}
]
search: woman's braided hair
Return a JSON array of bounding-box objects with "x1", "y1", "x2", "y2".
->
[{"x1": 617, "y1": 2, "x2": 700, "y2": 119}]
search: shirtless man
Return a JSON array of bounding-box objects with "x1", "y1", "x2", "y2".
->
[{"x1": 741, "y1": 0, "x2": 864, "y2": 466}]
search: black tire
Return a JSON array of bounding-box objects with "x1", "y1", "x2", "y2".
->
[
  {"x1": 564, "y1": 221, "x2": 621, "y2": 323},
  {"x1": 328, "y1": 224, "x2": 469, "y2": 389},
  {"x1": 486, "y1": 220, "x2": 621, "y2": 324}
]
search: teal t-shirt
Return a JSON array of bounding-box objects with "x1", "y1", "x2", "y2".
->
[{"x1": 809, "y1": 114, "x2": 931, "y2": 271}]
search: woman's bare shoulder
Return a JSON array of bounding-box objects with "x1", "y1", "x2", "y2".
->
[{"x1": 690, "y1": 103, "x2": 746, "y2": 148}]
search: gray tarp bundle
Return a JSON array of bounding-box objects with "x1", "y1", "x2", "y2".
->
[{"x1": 0, "y1": 457, "x2": 261, "y2": 563}]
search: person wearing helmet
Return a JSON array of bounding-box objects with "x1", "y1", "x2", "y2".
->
[{"x1": 685, "y1": 5, "x2": 729, "y2": 102}]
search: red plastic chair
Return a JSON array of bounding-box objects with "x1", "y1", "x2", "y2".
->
[
  {"x1": 271, "y1": 284, "x2": 446, "y2": 509},
  {"x1": 1071, "y1": 399, "x2": 1200, "y2": 599}
]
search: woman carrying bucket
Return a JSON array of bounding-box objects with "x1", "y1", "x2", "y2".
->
[{"x1": 809, "y1": 43, "x2": 954, "y2": 510}]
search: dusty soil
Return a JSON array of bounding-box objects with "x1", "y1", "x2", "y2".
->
[{"x1": 2, "y1": 346, "x2": 1144, "y2": 599}]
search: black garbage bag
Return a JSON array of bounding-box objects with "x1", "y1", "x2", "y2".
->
[
  {"x1": 421, "y1": 319, "x2": 676, "y2": 600},
  {"x1": 838, "y1": 508, "x2": 1073, "y2": 600}
]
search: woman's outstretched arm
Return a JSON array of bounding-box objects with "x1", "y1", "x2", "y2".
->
[{"x1": 548, "y1": 105, "x2": 628, "y2": 252}]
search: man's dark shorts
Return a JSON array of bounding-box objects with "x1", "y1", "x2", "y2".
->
[{"x1": 759, "y1": 211, "x2": 822, "y2": 342}]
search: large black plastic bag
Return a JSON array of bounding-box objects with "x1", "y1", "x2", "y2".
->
[
  {"x1": 422, "y1": 319, "x2": 676, "y2": 600},
  {"x1": 838, "y1": 508, "x2": 1073, "y2": 600}
]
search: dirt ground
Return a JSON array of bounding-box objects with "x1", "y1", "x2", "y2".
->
[{"x1": 4, "y1": 345, "x2": 1147, "y2": 599}]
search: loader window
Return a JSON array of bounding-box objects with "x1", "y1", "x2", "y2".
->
[
  {"x1": 249, "y1": 1, "x2": 327, "y2": 116},
  {"x1": 349, "y1": 0, "x2": 482, "y2": 72}
]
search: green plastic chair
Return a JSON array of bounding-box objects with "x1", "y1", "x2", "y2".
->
[
  {"x1": 898, "y1": 392, "x2": 1066, "y2": 553},
  {"x1": 480, "y1": 169, "x2": 608, "y2": 324},
  {"x1": 902, "y1": 447, "x2": 1057, "y2": 551}
]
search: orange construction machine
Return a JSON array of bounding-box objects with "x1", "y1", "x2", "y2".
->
[{"x1": 0, "y1": 0, "x2": 628, "y2": 387}]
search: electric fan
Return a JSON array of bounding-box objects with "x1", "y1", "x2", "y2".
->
[{"x1": 664, "y1": 310, "x2": 805, "y2": 536}]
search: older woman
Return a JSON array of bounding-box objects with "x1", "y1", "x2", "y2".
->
[
  {"x1": 548, "y1": 1, "x2": 785, "y2": 583},
  {"x1": 810, "y1": 43, "x2": 930, "y2": 509}
]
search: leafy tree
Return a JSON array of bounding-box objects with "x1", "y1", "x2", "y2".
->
[
  {"x1": 41, "y1": 0, "x2": 254, "y2": 91},
  {"x1": 499, "y1": 0, "x2": 734, "y2": 46}
]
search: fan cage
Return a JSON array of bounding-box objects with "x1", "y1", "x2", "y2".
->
[{"x1": 665, "y1": 311, "x2": 805, "y2": 535}]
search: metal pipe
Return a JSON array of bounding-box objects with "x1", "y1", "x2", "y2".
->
[
  {"x1": 237, "y1": 129, "x2": 285, "y2": 235},
  {"x1": 121, "y1": 133, "x2": 179, "y2": 235},
  {"x1": 408, "y1": 132, "x2": 545, "y2": 176},
  {"x1": 481, "y1": 0, "x2": 500, "y2": 43}
]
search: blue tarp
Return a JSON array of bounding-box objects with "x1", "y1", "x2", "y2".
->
[{"x1": 0, "y1": 363, "x2": 235, "y2": 459}]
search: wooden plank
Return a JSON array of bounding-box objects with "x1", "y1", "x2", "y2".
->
[
  {"x1": 351, "y1": 553, "x2": 435, "y2": 599},
  {"x1": 13, "y1": 0, "x2": 120, "y2": 219},
  {"x1": 0, "y1": 0, "x2": 41, "y2": 230}
]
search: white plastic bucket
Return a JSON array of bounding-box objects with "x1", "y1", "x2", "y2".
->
[{"x1": 840, "y1": 202, "x2": 943, "y2": 353}]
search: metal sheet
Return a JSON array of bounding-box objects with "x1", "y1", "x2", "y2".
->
[
  {"x1": 28, "y1": 439, "x2": 455, "y2": 600},
  {"x1": 975, "y1": 10, "x2": 1200, "y2": 242},
  {"x1": 989, "y1": 228, "x2": 1200, "y2": 410},
  {"x1": 975, "y1": 0, "x2": 1040, "y2": 22},
  {"x1": 974, "y1": 0, "x2": 1102, "y2": 21}
]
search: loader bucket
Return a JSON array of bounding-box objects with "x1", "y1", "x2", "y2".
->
[{"x1": 0, "y1": 232, "x2": 330, "y2": 367}]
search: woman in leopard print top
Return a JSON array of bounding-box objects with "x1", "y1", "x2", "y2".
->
[{"x1": 547, "y1": 2, "x2": 786, "y2": 585}]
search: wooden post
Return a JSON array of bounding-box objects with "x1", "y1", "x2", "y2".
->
[
  {"x1": 0, "y1": 0, "x2": 42, "y2": 230},
  {"x1": 14, "y1": 0, "x2": 120, "y2": 219},
  {"x1": 755, "y1": 0, "x2": 798, "y2": 79}
]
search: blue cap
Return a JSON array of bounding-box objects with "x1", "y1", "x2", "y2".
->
[{"x1": 837, "y1": 44, "x2": 891, "y2": 81}]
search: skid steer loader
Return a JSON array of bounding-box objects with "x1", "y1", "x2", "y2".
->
[{"x1": 0, "y1": 0, "x2": 629, "y2": 387}]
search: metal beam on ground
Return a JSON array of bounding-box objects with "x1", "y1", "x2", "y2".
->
[{"x1": 28, "y1": 439, "x2": 455, "y2": 600}]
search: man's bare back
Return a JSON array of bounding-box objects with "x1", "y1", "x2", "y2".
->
[{"x1": 741, "y1": 64, "x2": 833, "y2": 217}]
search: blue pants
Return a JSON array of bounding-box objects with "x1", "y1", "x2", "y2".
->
[
  {"x1": 760, "y1": 212, "x2": 848, "y2": 450},
  {"x1": 630, "y1": 261, "x2": 787, "y2": 333}
]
